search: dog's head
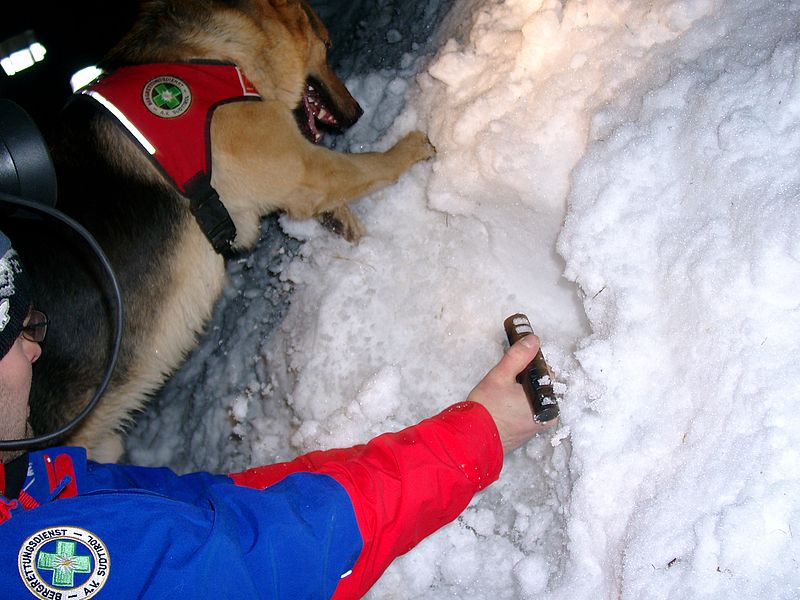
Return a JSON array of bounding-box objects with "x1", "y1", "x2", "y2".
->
[
  {"x1": 105, "y1": 0, "x2": 363, "y2": 143},
  {"x1": 244, "y1": 0, "x2": 364, "y2": 143}
]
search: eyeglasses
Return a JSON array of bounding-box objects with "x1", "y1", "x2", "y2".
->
[{"x1": 22, "y1": 310, "x2": 48, "y2": 343}]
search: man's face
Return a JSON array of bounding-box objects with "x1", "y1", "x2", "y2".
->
[{"x1": 0, "y1": 329, "x2": 41, "y2": 463}]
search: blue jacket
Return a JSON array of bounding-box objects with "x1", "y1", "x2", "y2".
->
[{"x1": 0, "y1": 447, "x2": 361, "y2": 599}]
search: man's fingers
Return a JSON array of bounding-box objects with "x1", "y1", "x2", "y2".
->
[{"x1": 492, "y1": 335, "x2": 541, "y2": 382}]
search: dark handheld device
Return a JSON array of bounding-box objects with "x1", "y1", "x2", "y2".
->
[{"x1": 503, "y1": 313, "x2": 559, "y2": 423}]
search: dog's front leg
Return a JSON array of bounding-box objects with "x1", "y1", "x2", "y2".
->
[
  {"x1": 211, "y1": 103, "x2": 435, "y2": 246},
  {"x1": 313, "y1": 131, "x2": 436, "y2": 241},
  {"x1": 283, "y1": 131, "x2": 436, "y2": 233}
]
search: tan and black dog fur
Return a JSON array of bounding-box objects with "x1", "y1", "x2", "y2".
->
[{"x1": 10, "y1": 0, "x2": 434, "y2": 461}]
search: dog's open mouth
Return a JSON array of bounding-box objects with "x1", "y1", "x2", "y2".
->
[{"x1": 296, "y1": 80, "x2": 341, "y2": 144}]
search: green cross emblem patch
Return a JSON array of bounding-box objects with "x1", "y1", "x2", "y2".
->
[
  {"x1": 37, "y1": 540, "x2": 92, "y2": 587},
  {"x1": 18, "y1": 526, "x2": 111, "y2": 600},
  {"x1": 142, "y1": 75, "x2": 192, "y2": 118},
  {"x1": 151, "y1": 83, "x2": 183, "y2": 109}
]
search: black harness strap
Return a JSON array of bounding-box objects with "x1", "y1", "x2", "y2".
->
[{"x1": 185, "y1": 171, "x2": 237, "y2": 257}]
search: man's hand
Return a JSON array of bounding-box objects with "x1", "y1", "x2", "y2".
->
[{"x1": 467, "y1": 336, "x2": 558, "y2": 455}]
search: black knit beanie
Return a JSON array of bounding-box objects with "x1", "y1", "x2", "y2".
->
[{"x1": 0, "y1": 231, "x2": 32, "y2": 360}]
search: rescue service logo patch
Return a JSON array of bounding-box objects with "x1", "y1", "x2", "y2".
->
[
  {"x1": 142, "y1": 75, "x2": 192, "y2": 118},
  {"x1": 18, "y1": 526, "x2": 110, "y2": 599}
]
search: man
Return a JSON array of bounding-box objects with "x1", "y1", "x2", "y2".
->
[
  {"x1": 0, "y1": 233, "x2": 42, "y2": 465},
  {"x1": 0, "y1": 230, "x2": 556, "y2": 599}
]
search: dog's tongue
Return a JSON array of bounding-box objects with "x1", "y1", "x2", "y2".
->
[{"x1": 302, "y1": 83, "x2": 339, "y2": 144}]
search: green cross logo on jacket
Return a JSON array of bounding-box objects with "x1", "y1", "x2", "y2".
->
[{"x1": 37, "y1": 540, "x2": 92, "y2": 587}]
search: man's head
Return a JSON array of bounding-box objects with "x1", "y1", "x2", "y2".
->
[{"x1": 0, "y1": 231, "x2": 41, "y2": 462}]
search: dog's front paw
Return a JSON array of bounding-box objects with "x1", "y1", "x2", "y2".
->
[
  {"x1": 319, "y1": 206, "x2": 365, "y2": 243},
  {"x1": 392, "y1": 131, "x2": 436, "y2": 165}
]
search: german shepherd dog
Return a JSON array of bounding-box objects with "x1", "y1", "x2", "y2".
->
[{"x1": 11, "y1": 0, "x2": 434, "y2": 461}]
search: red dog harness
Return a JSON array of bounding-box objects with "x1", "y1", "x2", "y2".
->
[{"x1": 81, "y1": 62, "x2": 261, "y2": 254}]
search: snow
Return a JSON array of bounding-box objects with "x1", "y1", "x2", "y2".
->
[{"x1": 125, "y1": 0, "x2": 800, "y2": 597}]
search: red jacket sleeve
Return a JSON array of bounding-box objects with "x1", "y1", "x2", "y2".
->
[{"x1": 229, "y1": 401, "x2": 504, "y2": 599}]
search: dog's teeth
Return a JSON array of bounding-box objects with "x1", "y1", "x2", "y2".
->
[{"x1": 318, "y1": 108, "x2": 329, "y2": 120}]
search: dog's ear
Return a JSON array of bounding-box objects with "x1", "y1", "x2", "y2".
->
[{"x1": 297, "y1": 0, "x2": 330, "y2": 46}]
